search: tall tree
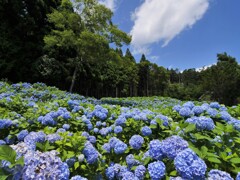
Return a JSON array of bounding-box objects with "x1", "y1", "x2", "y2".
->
[
  {"x1": 43, "y1": 0, "x2": 131, "y2": 92},
  {"x1": 0, "y1": 0, "x2": 61, "y2": 82}
]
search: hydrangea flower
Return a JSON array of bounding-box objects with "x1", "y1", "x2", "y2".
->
[
  {"x1": 114, "y1": 126, "x2": 123, "y2": 134},
  {"x1": 161, "y1": 135, "x2": 188, "y2": 159},
  {"x1": 122, "y1": 171, "x2": 136, "y2": 180},
  {"x1": 106, "y1": 166, "x2": 115, "y2": 180},
  {"x1": 154, "y1": 114, "x2": 169, "y2": 126},
  {"x1": 174, "y1": 148, "x2": 207, "y2": 179},
  {"x1": 0, "y1": 140, "x2": 6, "y2": 145},
  {"x1": 148, "y1": 161, "x2": 166, "y2": 180},
  {"x1": 102, "y1": 143, "x2": 111, "y2": 153},
  {"x1": 206, "y1": 108, "x2": 218, "y2": 117},
  {"x1": 82, "y1": 141, "x2": 99, "y2": 164},
  {"x1": 179, "y1": 107, "x2": 193, "y2": 117},
  {"x1": 149, "y1": 139, "x2": 163, "y2": 160},
  {"x1": 126, "y1": 154, "x2": 141, "y2": 168},
  {"x1": 236, "y1": 172, "x2": 240, "y2": 180},
  {"x1": 62, "y1": 124, "x2": 70, "y2": 130},
  {"x1": 135, "y1": 165, "x2": 146, "y2": 180},
  {"x1": 77, "y1": 154, "x2": 85, "y2": 162},
  {"x1": 196, "y1": 116, "x2": 215, "y2": 131},
  {"x1": 70, "y1": 175, "x2": 88, "y2": 180},
  {"x1": 115, "y1": 116, "x2": 126, "y2": 126},
  {"x1": 66, "y1": 157, "x2": 76, "y2": 167},
  {"x1": 114, "y1": 140, "x2": 127, "y2": 154},
  {"x1": 46, "y1": 133, "x2": 62, "y2": 143},
  {"x1": 182, "y1": 101, "x2": 195, "y2": 109},
  {"x1": 220, "y1": 111, "x2": 232, "y2": 122},
  {"x1": 192, "y1": 106, "x2": 204, "y2": 116},
  {"x1": 173, "y1": 105, "x2": 182, "y2": 112},
  {"x1": 0, "y1": 119, "x2": 13, "y2": 129},
  {"x1": 141, "y1": 126, "x2": 152, "y2": 136},
  {"x1": 93, "y1": 128, "x2": 99, "y2": 133},
  {"x1": 24, "y1": 131, "x2": 46, "y2": 150},
  {"x1": 208, "y1": 169, "x2": 233, "y2": 180},
  {"x1": 88, "y1": 136, "x2": 96, "y2": 144},
  {"x1": 22, "y1": 150, "x2": 70, "y2": 179},
  {"x1": 17, "y1": 130, "x2": 29, "y2": 141},
  {"x1": 129, "y1": 135, "x2": 144, "y2": 150},
  {"x1": 210, "y1": 102, "x2": 221, "y2": 109}
]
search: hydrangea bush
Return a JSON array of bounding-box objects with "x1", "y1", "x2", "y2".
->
[{"x1": 0, "y1": 82, "x2": 240, "y2": 179}]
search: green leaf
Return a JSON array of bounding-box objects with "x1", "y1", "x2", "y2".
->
[
  {"x1": 184, "y1": 124, "x2": 195, "y2": 133},
  {"x1": 208, "y1": 157, "x2": 221, "y2": 164},
  {"x1": 169, "y1": 170, "x2": 177, "y2": 176},
  {"x1": 15, "y1": 156, "x2": 24, "y2": 166},
  {"x1": 230, "y1": 158, "x2": 240, "y2": 164},
  {"x1": 0, "y1": 145, "x2": 16, "y2": 164},
  {"x1": 0, "y1": 175, "x2": 9, "y2": 180},
  {"x1": 74, "y1": 162, "x2": 80, "y2": 169}
]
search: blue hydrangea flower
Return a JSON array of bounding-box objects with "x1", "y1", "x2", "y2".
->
[
  {"x1": 96, "y1": 121, "x2": 102, "y2": 127},
  {"x1": 161, "y1": 135, "x2": 188, "y2": 159},
  {"x1": 0, "y1": 140, "x2": 6, "y2": 145},
  {"x1": 106, "y1": 166, "x2": 115, "y2": 180},
  {"x1": 170, "y1": 177, "x2": 185, "y2": 180},
  {"x1": 210, "y1": 102, "x2": 221, "y2": 109},
  {"x1": 114, "y1": 140, "x2": 127, "y2": 154},
  {"x1": 126, "y1": 154, "x2": 141, "y2": 169},
  {"x1": 81, "y1": 131, "x2": 90, "y2": 138},
  {"x1": 179, "y1": 107, "x2": 193, "y2": 117},
  {"x1": 174, "y1": 148, "x2": 207, "y2": 180},
  {"x1": 183, "y1": 101, "x2": 195, "y2": 109},
  {"x1": 206, "y1": 108, "x2": 218, "y2": 117},
  {"x1": 24, "y1": 131, "x2": 46, "y2": 150},
  {"x1": 208, "y1": 169, "x2": 233, "y2": 180},
  {"x1": 70, "y1": 175, "x2": 88, "y2": 180},
  {"x1": 82, "y1": 141, "x2": 99, "y2": 164},
  {"x1": 196, "y1": 116, "x2": 215, "y2": 131},
  {"x1": 22, "y1": 150, "x2": 70, "y2": 180},
  {"x1": 99, "y1": 128, "x2": 109, "y2": 136},
  {"x1": 129, "y1": 135, "x2": 144, "y2": 150},
  {"x1": 109, "y1": 137, "x2": 119, "y2": 149},
  {"x1": 102, "y1": 143, "x2": 111, "y2": 153},
  {"x1": 115, "y1": 116, "x2": 126, "y2": 126},
  {"x1": 88, "y1": 136, "x2": 96, "y2": 144},
  {"x1": 135, "y1": 165, "x2": 146, "y2": 180},
  {"x1": 149, "y1": 140, "x2": 163, "y2": 160},
  {"x1": 0, "y1": 119, "x2": 13, "y2": 129},
  {"x1": 46, "y1": 133, "x2": 62, "y2": 143},
  {"x1": 236, "y1": 172, "x2": 240, "y2": 180},
  {"x1": 148, "y1": 161, "x2": 166, "y2": 180},
  {"x1": 173, "y1": 105, "x2": 182, "y2": 112},
  {"x1": 154, "y1": 114, "x2": 169, "y2": 126},
  {"x1": 66, "y1": 157, "x2": 76, "y2": 167},
  {"x1": 192, "y1": 106, "x2": 204, "y2": 116},
  {"x1": 122, "y1": 171, "x2": 136, "y2": 180},
  {"x1": 201, "y1": 103, "x2": 209, "y2": 110},
  {"x1": 93, "y1": 128, "x2": 99, "y2": 133},
  {"x1": 62, "y1": 124, "x2": 70, "y2": 130},
  {"x1": 114, "y1": 126, "x2": 123, "y2": 134},
  {"x1": 220, "y1": 111, "x2": 232, "y2": 122},
  {"x1": 141, "y1": 126, "x2": 152, "y2": 136},
  {"x1": 17, "y1": 130, "x2": 29, "y2": 142}
]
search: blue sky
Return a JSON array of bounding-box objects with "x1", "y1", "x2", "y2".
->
[{"x1": 100, "y1": 0, "x2": 240, "y2": 70}]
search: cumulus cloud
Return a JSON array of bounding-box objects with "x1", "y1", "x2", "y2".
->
[
  {"x1": 130, "y1": 0, "x2": 210, "y2": 54},
  {"x1": 98, "y1": 0, "x2": 117, "y2": 12}
]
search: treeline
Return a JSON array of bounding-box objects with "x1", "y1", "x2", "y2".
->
[{"x1": 1, "y1": 0, "x2": 240, "y2": 105}]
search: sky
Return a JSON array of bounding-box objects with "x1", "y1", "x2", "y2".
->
[{"x1": 99, "y1": 0, "x2": 240, "y2": 70}]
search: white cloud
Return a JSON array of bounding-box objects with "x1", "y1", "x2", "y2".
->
[
  {"x1": 98, "y1": 0, "x2": 117, "y2": 12},
  {"x1": 130, "y1": 0, "x2": 210, "y2": 54},
  {"x1": 196, "y1": 63, "x2": 215, "y2": 72}
]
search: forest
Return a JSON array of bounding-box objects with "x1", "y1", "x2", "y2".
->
[{"x1": 0, "y1": 0, "x2": 240, "y2": 106}]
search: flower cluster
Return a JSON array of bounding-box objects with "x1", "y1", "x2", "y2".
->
[
  {"x1": 22, "y1": 150, "x2": 70, "y2": 179},
  {"x1": 0, "y1": 119, "x2": 13, "y2": 129},
  {"x1": 148, "y1": 161, "x2": 166, "y2": 180},
  {"x1": 82, "y1": 141, "x2": 99, "y2": 164},
  {"x1": 174, "y1": 148, "x2": 207, "y2": 179},
  {"x1": 208, "y1": 169, "x2": 233, "y2": 180},
  {"x1": 129, "y1": 135, "x2": 144, "y2": 150}
]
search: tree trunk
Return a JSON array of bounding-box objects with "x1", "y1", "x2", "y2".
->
[{"x1": 69, "y1": 66, "x2": 77, "y2": 93}]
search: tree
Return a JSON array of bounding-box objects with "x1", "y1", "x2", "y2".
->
[
  {"x1": 0, "y1": 0, "x2": 61, "y2": 82},
  {"x1": 202, "y1": 53, "x2": 240, "y2": 105},
  {"x1": 43, "y1": 0, "x2": 131, "y2": 92}
]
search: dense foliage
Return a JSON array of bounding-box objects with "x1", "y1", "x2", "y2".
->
[
  {"x1": 1, "y1": 82, "x2": 240, "y2": 179},
  {"x1": 1, "y1": 0, "x2": 240, "y2": 105}
]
